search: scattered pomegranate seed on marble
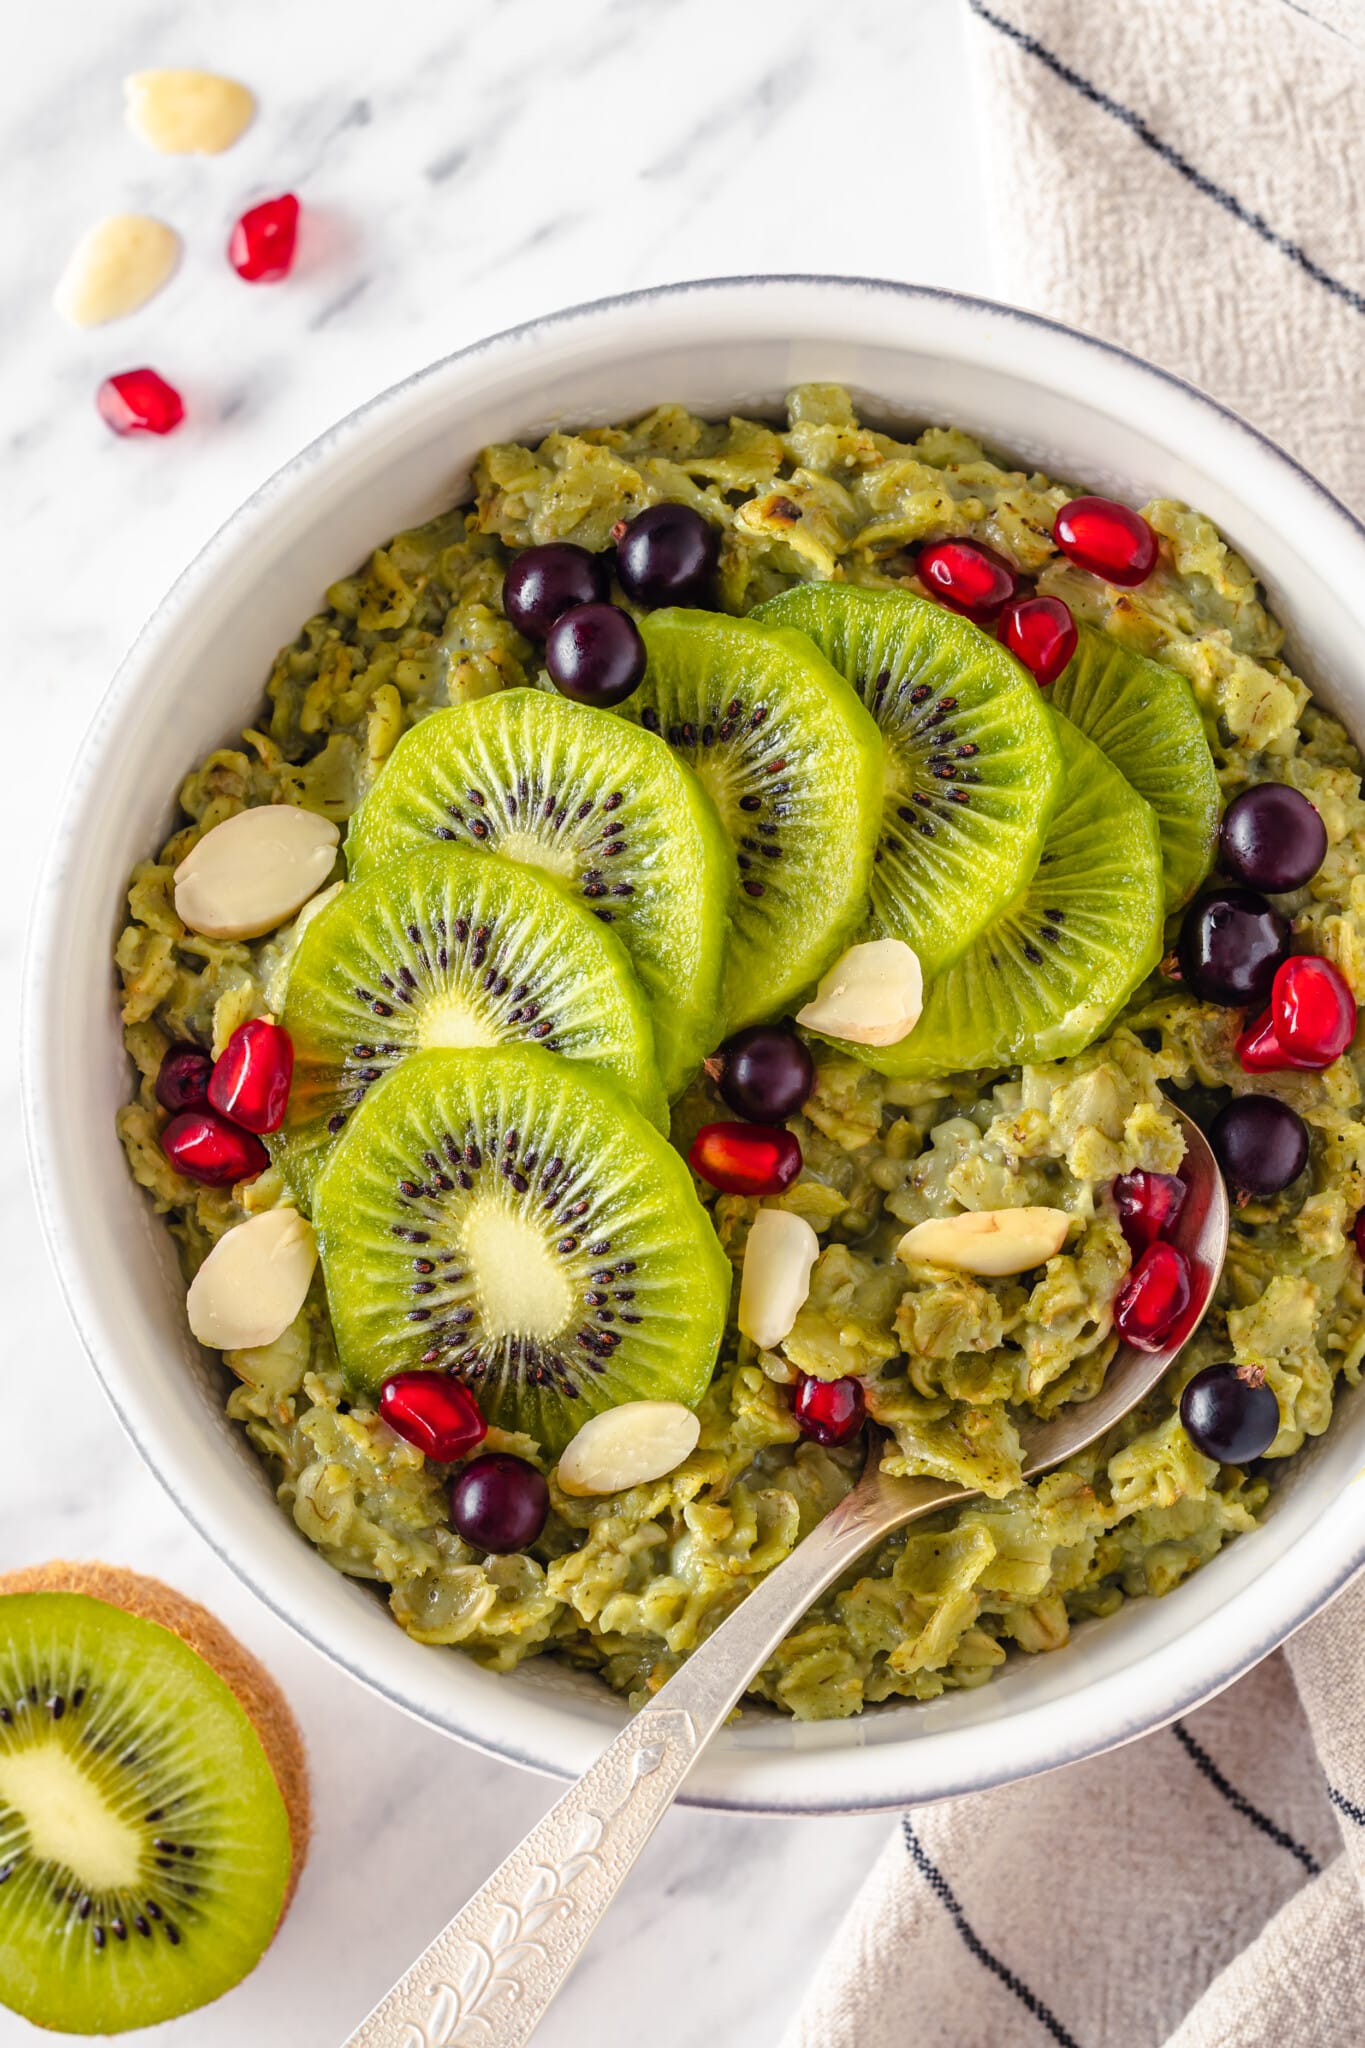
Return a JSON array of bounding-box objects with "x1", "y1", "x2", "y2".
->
[
  {"x1": 228, "y1": 193, "x2": 300, "y2": 282},
  {"x1": 97, "y1": 367, "x2": 184, "y2": 436}
]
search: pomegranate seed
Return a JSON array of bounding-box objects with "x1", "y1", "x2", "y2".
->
[
  {"x1": 154, "y1": 1042, "x2": 213, "y2": 1114},
  {"x1": 1114, "y1": 1241, "x2": 1192, "y2": 1353},
  {"x1": 380, "y1": 1372, "x2": 487, "y2": 1462},
  {"x1": 1112, "y1": 1170, "x2": 1186, "y2": 1253},
  {"x1": 207, "y1": 1019, "x2": 295, "y2": 1133},
  {"x1": 689, "y1": 1122, "x2": 802, "y2": 1197},
  {"x1": 1354, "y1": 1212, "x2": 1365, "y2": 1260},
  {"x1": 97, "y1": 368, "x2": 184, "y2": 437},
  {"x1": 916, "y1": 538, "x2": 1019, "y2": 622},
  {"x1": 997, "y1": 594, "x2": 1078, "y2": 686},
  {"x1": 793, "y1": 1374, "x2": 866, "y2": 1446},
  {"x1": 1271, "y1": 954, "x2": 1357, "y2": 1067},
  {"x1": 1235, "y1": 1005, "x2": 1304, "y2": 1073},
  {"x1": 161, "y1": 1109, "x2": 268, "y2": 1187},
  {"x1": 228, "y1": 193, "x2": 300, "y2": 283},
  {"x1": 1053, "y1": 496, "x2": 1158, "y2": 585}
]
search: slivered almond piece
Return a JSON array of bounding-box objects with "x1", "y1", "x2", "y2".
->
[
  {"x1": 187, "y1": 1208, "x2": 317, "y2": 1351},
  {"x1": 174, "y1": 807, "x2": 340, "y2": 940},
  {"x1": 796, "y1": 938, "x2": 923, "y2": 1046},
  {"x1": 557, "y1": 1401, "x2": 701, "y2": 1498},
  {"x1": 738, "y1": 1207, "x2": 820, "y2": 1349},
  {"x1": 897, "y1": 1207, "x2": 1071, "y2": 1277},
  {"x1": 53, "y1": 215, "x2": 179, "y2": 327},
  {"x1": 124, "y1": 70, "x2": 255, "y2": 154}
]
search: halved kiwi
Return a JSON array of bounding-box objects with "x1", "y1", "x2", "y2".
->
[
  {"x1": 271, "y1": 845, "x2": 667, "y2": 1199},
  {"x1": 0, "y1": 1562, "x2": 307, "y2": 2036},
  {"x1": 346, "y1": 690, "x2": 734, "y2": 1097},
  {"x1": 752, "y1": 585, "x2": 1065, "y2": 973},
  {"x1": 626, "y1": 610, "x2": 884, "y2": 1027},
  {"x1": 833, "y1": 715, "x2": 1165, "y2": 1079},
  {"x1": 313, "y1": 1044, "x2": 731, "y2": 1453},
  {"x1": 1048, "y1": 624, "x2": 1219, "y2": 908}
]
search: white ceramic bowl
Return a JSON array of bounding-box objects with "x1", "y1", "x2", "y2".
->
[{"x1": 26, "y1": 277, "x2": 1365, "y2": 1814}]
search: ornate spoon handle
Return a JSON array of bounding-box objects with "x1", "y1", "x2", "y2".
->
[{"x1": 341, "y1": 1469, "x2": 954, "y2": 2047}]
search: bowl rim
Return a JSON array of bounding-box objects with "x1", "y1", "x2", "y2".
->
[{"x1": 24, "y1": 272, "x2": 1365, "y2": 1815}]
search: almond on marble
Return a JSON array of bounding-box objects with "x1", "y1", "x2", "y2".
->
[
  {"x1": 53, "y1": 216, "x2": 179, "y2": 327},
  {"x1": 124, "y1": 70, "x2": 255, "y2": 154}
]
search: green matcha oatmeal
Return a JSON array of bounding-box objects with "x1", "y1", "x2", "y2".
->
[{"x1": 114, "y1": 385, "x2": 1365, "y2": 1721}]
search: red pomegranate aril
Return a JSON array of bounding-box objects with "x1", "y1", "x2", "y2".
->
[
  {"x1": 97, "y1": 368, "x2": 184, "y2": 437},
  {"x1": 1114, "y1": 1241, "x2": 1192, "y2": 1353},
  {"x1": 1354, "y1": 1211, "x2": 1365, "y2": 1261},
  {"x1": 161, "y1": 1109, "x2": 268, "y2": 1186},
  {"x1": 917, "y1": 537, "x2": 1019, "y2": 623},
  {"x1": 155, "y1": 1042, "x2": 213, "y2": 1114},
  {"x1": 1271, "y1": 954, "x2": 1357, "y2": 1067},
  {"x1": 793, "y1": 1374, "x2": 866, "y2": 1446},
  {"x1": 1234, "y1": 1005, "x2": 1301, "y2": 1073},
  {"x1": 228, "y1": 193, "x2": 300, "y2": 282},
  {"x1": 1053, "y1": 496, "x2": 1158, "y2": 586},
  {"x1": 997, "y1": 594, "x2": 1078, "y2": 687},
  {"x1": 689, "y1": 1122, "x2": 802, "y2": 1197},
  {"x1": 380, "y1": 1372, "x2": 487, "y2": 1463},
  {"x1": 1112, "y1": 1170, "x2": 1186, "y2": 1253},
  {"x1": 207, "y1": 1019, "x2": 295, "y2": 1133}
]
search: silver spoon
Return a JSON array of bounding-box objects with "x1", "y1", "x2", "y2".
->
[{"x1": 342, "y1": 1105, "x2": 1227, "y2": 2048}]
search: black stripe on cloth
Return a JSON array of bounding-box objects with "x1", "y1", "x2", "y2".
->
[
  {"x1": 901, "y1": 1818, "x2": 1084, "y2": 2048},
  {"x1": 1171, "y1": 1722, "x2": 1322, "y2": 1875},
  {"x1": 966, "y1": 0, "x2": 1365, "y2": 318},
  {"x1": 1327, "y1": 1782, "x2": 1365, "y2": 1827}
]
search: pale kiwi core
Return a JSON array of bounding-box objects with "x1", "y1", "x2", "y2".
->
[
  {"x1": 417, "y1": 991, "x2": 501, "y2": 1051},
  {"x1": 460, "y1": 1197, "x2": 573, "y2": 1339},
  {"x1": 0, "y1": 1743, "x2": 142, "y2": 1890},
  {"x1": 498, "y1": 828, "x2": 578, "y2": 883}
]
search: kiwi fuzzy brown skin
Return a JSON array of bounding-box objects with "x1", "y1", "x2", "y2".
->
[{"x1": 0, "y1": 1561, "x2": 309, "y2": 1923}]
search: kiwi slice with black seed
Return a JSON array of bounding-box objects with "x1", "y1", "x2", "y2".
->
[
  {"x1": 834, "y1": 715, "x2": 1164, "y2": 1078},
  {"x1": 752, "y1": 585, "x2": 1065, "y2": 974},
  {"x1": 346, "y1": 690, "x2": 733, "y2": 1098},
  {"x1": 0, "y1": 1562, "x2": 307, "y2": 2035},
  {"x1": 1047, "y1": 623, "x2": 1219, "y2": 909},
  {"x1": 627, "y1": 610, "x2": 884, "y2": 1028},
  {"x1": 314, "y1": 1044, "x2": 731, "y2": 1454},
  {"x1": 271, "y1": 845, "x2": 667, "y2": 1199}
]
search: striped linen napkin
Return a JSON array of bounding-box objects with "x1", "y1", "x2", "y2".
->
[{"x1": 789, "y1": 4, "x2": 1365, "y2": 2042}]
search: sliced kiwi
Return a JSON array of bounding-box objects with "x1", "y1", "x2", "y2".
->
[
  {"x1": 1048, "y1": 624, "x2": 1219, "y2": 908},
  {"x1": 752, "y1": 585, "x2": 1065, "y2": 974},
  {"x1": 626, "y1": 610, "x2": 884, "y2": 1029},
  {"x1": 0, "y1": 1562, "x2": 307, "y2": 2035},
  {"x1": 346, "y1": 690, "x2": 734, "y2": 1097},
  {"x1": 834, "y1": 715, "x2": 1165, "y2": 1079},
  {"x1": 313, "y1": 1044, "x2": 731, "y2": 1453},
  {"x1": 271, "y1": 845, "x2": 667, "y2": 1199}
]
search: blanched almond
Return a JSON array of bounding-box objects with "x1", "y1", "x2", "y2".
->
[
  {"x1": 796, "y1": 938, "x2": 923, "y2": 1046},
  {"x1": 124, "y1": 70, "x2": 255, "y2": 154},
  {"x1": 897, "y1": 1207, "x2": 1071, "y2": 1277},
  {"x1": 186, "y1": 1208, "x2": 317, "y2": 1351},
  {"x1": 53, "y1": 215, "x2": 181, "y2": 328},
  {"x1": 174, "y1": 807, "x2": 340, "y2": 940},
  {"x1": 738, "y1": 1207, "x2": 820, "y2": 1350},
  {"x1": 557, "y1": 1401, "x2": 700, "y2": 1498}
]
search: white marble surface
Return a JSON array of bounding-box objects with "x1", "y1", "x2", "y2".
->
[{"x1": 1, "y1": 3, "x2": 991, "y2": 2041}]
